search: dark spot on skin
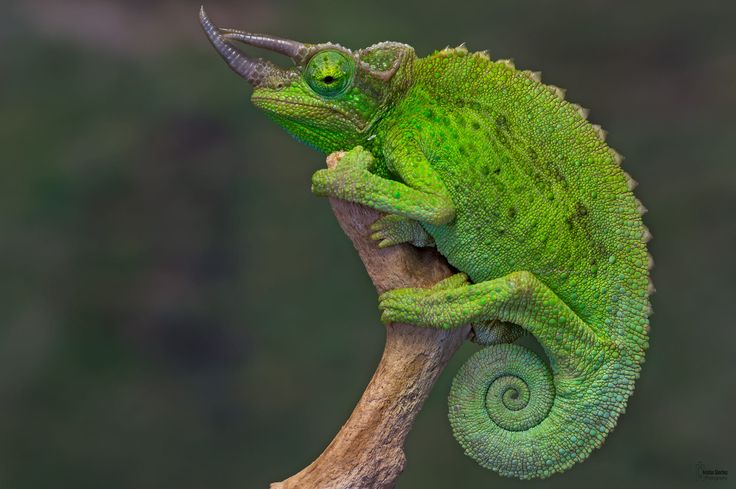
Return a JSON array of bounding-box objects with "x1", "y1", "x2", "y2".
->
[
  {"x1": 493, "y1": 167, "x2": 501, "y2": 175},
  {"x1": 528, "y1": 148, "x2": 538, "y2": 160},
  {"x1": 550, "y1": 165, "x2": 566, "y2": 183},
  {"x1": 425, "y1": 109, "x2": 435, "y2": 119},
  {"x1": 596, "y1": 241, "x2": 608, "y2": 256},
  {"x1": 565, "y1": 215, "x2": 575, "y2": 230},
  {"x1": 589, "y1": 258, "x2": 598, "y2": 276},
  {"x1": 459, "y1": 146, "x2": 468, "y2": 156},
  {"x1": 508, "y1": 206, "x2": 517, "y2": 219},
  {"x1": 497, "y1": 227, "x2": 506, "y2": 235},
  {"x1": 472, "y1": 121, "x2": 481, "y2": 130},
  {"x1": 488, "y1": 176, "x2": 506, "y2": 192},
  {"x1": 576, "y1": 202, "x2": 588, "y2": 217},
  {"x1": 496, "y1": 115, "x2": 508, "y2": 128},
  {"x1": 480, "y1": 165, "x2": 490, "y2": 176}
]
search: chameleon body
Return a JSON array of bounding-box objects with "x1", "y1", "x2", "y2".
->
[{"x1": 201, "y1": 8, "x2": 652, "y2": 479}]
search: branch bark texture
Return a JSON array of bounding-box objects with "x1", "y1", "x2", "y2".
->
[{"x1": 270, "y1": 152, "x2": 470, "y2": 489}]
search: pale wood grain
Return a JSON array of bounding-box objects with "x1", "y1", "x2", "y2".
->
[{"x1": 270, "y1": 151, "x2": 470, "y2": 489}]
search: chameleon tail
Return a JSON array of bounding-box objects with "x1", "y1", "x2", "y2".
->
[{"x1": 448, "y1": 343, "x2": 638, "y2": 479}]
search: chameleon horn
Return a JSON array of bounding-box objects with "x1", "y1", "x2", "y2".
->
[
  {"x1": 220, "y1": 29, "x2": 306, "y2": 63},
  {"x1": 199, "y1": 6, "x2": 282, "y2": 86}
]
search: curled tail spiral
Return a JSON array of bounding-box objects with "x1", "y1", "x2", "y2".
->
[{"x1": 448, "y1": 343, "x2": 639, "y2": 479}]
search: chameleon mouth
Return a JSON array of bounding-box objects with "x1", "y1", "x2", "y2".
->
[
  {"x1": 251, "y1": 96, "x2": 367, "y2": 130},
  {"x1": 252, "y1": 96, "x2": 345, "y2": 115},
  {"x1": 199, "y1": 6, "x2": 305, "y2": 87}
]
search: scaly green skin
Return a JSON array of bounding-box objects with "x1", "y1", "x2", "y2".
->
[{"x1": 202, "y1": 18, "x2": 651, "y2": 479}]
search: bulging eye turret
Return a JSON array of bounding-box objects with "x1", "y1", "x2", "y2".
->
[{"x1": 305, "y1": 50, "x2": 355, "y2": 97}]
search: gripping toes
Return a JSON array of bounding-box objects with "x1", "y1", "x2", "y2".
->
[
  {"x1": 370, "y1": 215, "x2": 434, "y2": 248},
  {"x1": 311, "y1": 146, "x2": 373, "y2": 196},
  {"x1": 378, "y1": 287, "x2": 433, "y2": 325},
  {"x1": 370, "y1": 215, "x2": 411, "y2": 248},
  {"x1": 378, "y1": 273, "x2": 470, "y2": 327}
]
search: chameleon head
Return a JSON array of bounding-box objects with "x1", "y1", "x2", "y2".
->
[{"x1": 200, "y1": 7, "x2": 415, "y2": 154}]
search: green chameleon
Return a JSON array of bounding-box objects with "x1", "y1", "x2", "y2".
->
[{"x1": 200, "y1": 7, "x2": 652, "y2": 479}]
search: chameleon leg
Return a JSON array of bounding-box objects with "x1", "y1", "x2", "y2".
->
[
  {"x1": 311, "y1": 146, "x2": 455, "y2": 226},
  {"x1": 379, "y1": 271, "x2": 639, "y2": 479},
  {"x1": 370, "y1": 215, "x2": 435, "y2": 248},
  {"x1": 419, "y1": 274, "x2": 524, "y2": 344},
  {"x1": 378, "y1": 270, "x2": 605, "y2": 367}
]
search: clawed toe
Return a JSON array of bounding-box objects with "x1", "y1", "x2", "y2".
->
[{"x1": 378, "y1": 287, "x2": 432, "y2": 324}]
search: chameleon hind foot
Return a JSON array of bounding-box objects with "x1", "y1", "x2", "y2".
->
[
  {"x1": 378, "y1": 270, "x2": 603, "y2": 365},
  {"x1": 370, "y1": 215, "x2": 434, "y2": 248}
]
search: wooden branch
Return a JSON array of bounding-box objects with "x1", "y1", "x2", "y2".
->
[{"x1": 270, "y1": 152, "x2": 470, "y2": 489}]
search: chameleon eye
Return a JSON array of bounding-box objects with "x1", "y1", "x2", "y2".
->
[{"x1": 305, "y1": 49, "x2": 354, "y2": 97}]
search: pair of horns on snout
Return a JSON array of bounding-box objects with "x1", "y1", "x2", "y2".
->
[
  {"x1": 199, "y1": 6, "x2": 306, "y2": 85},
  {"x1": 200, "y1": 7, "x2": 403, "y2": 86}
]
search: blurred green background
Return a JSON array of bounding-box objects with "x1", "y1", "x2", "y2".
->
[{"x1": 2, "y1": 0, "x2": 734, "y2": 488}]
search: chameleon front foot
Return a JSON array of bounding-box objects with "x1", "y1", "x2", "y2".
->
[
  {"x1": 311, "y1": 146, "x2": 374, "y2": 198},
  {"x1": 311, "y1": 146, "x2": 456, "y2": 226},
  {"x1": 370, "y1": 215, "x2": 435, "y2": 248}
]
